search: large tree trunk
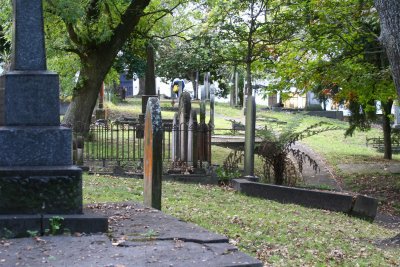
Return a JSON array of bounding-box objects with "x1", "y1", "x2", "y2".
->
[
  {"x1": 382, "y1": 99, "x2": 393, "y2": 160},
  {"x1": 273, "y1": 155, "x2": 286, "y2": 185},
  {"x1": 230, "y1": 66, "x2": 237, "y2": 107},
  {"x1": 61, "y1": 0, "x2": 151, "y2": 134},
  {"x1": 63, "y1": 56, "x2": 110, "y2": 134},
  {"x1": 375, "y1": 0, "x2": 400, "y2": 97},
  {"x1": 245, "y1": 61, "x2": 252, "y2": 96}
]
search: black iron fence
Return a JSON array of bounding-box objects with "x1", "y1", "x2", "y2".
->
[{"x1": 73, "y1": 119, "x2": 220, "y2": 172}]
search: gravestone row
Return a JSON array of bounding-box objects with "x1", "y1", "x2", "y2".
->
[{"x1": 171, "y1": 92, "x2": 211, "y2": 169}]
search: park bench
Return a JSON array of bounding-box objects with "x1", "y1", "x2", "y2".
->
[{"x1": 366, "y1": 136, "x2": 400, "y2": 151}]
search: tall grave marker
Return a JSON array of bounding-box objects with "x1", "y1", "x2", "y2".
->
[
  {"x1": 143, "y1": 98, "x2": 163, "y2": 210},
  {"x1": 243, "y1": 95, "x2": 258, "y2": 181},
  {"x1": 0, "y1": 0, "x2": 107, "y2": 236}
]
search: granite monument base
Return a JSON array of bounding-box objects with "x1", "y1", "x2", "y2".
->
[
  {"x1": 0, "y1": 166, "x2": 108, "y2": 237},
  {"x1": 0, "y1": 126, "x2": 72, "y2": 166},
  {"x1": 0, "y1": 71, "x2": 60, "y2": 125},
  {"x1": 0, "y1": 166, "x2": 83, "y2": 214},
  {"x1": 0, "y1": 213, "x2": 108, "y2": 238}
]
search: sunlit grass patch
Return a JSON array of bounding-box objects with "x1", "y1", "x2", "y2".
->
[{"x1": 83, "y1": 174, "x2": 400, "y2": 266}]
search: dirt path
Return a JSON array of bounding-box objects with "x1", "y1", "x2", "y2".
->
[{"x1": 292, "y1": 142, "x2": 341, "y2": 191}]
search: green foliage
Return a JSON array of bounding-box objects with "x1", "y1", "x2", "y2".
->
[
  {"x1": 215, "y1": 150, "x2": 243, "y2": 184},
  {"x1": 257, "y1": 117, "x2": 338, "y2": 185},
  {"x1": 48, "y1": 216, "x2": 65, "y2": 236},
  {"x1": 26, "y1": 230, "x2": 39, "y2": 237}
]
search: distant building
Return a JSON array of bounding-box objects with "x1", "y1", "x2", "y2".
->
[{"x1": 119, "y1": 74, "x2": 134, "y2": 97}]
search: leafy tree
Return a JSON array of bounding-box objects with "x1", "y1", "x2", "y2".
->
[
  {"x1": 269, "y1": 0, "x2": 396, "y2": 159},
  {"x1": 206, "y1": 0, "x2": 299, "y2": 97},
  {"x1": 43, "y1": 0, "x2": 153, "y2": 133},
  {"x1": 311, "y1": 83, "x2": 340, "y2": 111}
]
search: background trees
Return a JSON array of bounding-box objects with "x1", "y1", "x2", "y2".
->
[{"x1": 268, "y1": 0, "x2": 396, "y2": 159}]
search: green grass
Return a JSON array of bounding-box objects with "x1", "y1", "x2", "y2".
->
[{"x1": 83, "y1": 174, "x2": 400, "y2": 266}]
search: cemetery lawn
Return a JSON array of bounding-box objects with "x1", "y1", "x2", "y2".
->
[{"x1": 83, "y1": 175, "x2": 400, "y2": 266}]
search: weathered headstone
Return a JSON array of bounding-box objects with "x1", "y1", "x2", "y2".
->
[
  {"x1": 188, "y1": 110, "x2": 198, "y2": 168},
  {"x1": 171, "y1": 113, "x2": 179, "y2": 161},
  {"x1": 204, "y1": 72, "x2": 210, "y2": 100},
  {"x1": 142, "y1": 43, "x2": 157, "y2": 114},
  {"x1": 393, "y1": 102, "x2": 400, "y2": 128},
  {"x1": 209, "y1": 84, "x2": 215, "y2": 129},
  {"x1": 143, "y1": 97, "x2": 163, "y2": 210},
  {"x1": 200, "y1": 101, "x2": 206, "y2": 124},
  {"x1": 194, "y1": 71, "x2": 199, "y2": 99},
  {"x1": 235, "y1": 71, "x2": 239, "y2": 106},
  {"x1": 178, "y1": 92, "x2": 192, "y2": 162},
  {"x1": 244, "y1": 96, "x2": 256, "y2": 179},
  {"x1": 197, "y1": 101, "x2": 207, "y2": 165},
  {"x1": 0, "y1": 0, "x2": 107, "y2": 237},
  {"x1": 200, "y1": 85, "x2": 206, "y2": 101}
]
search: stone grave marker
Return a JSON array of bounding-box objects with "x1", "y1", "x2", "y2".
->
[
  {"x1": 188, "y1": 110, "x2": 198, "y2": 168},
  {"x1": 0, "y1": 0, "x2": 107, "y2": 237},
  {"x1": 171, "y1": 113, "x2": 179, "y2": 161},
  {"x1": 209, "y1": 84, "x2": 215, "y2": 129},
  {"x1": 142, "y1": 43, "x2": 158, "y2": 114},
  {"x1": 204, "y1": 72, "x2": 210, "y2": 100},
  {"x1": 244, "y1": 95, "x2": 257, "y2": 180},
  {"x1": 143, "y1": 97, "x2": 163, "y2": 210},
  {"x1": 200, "y1": 85, "x2": 206, "y2": 101},
  {"x1": 393, "y1": 102, "x2": 400, "y2": 128},
  {"x1": 178, "y1": 92, "x2": 192, "y2": 162},
  {"x1": 200, "y1": 100, "x2": 206, "y2": 124}
]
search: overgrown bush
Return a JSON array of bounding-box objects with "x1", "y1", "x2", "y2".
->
[{"x1": 216, "y1": 150, "x2": 244, "y2": 185}]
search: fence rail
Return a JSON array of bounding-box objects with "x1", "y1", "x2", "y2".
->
[{"x1": 73, "y1": 119, "x2": 218, "y2": 171}]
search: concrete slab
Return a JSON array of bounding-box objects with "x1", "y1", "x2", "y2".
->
[
  {"x1": 0, "y1": 202, "x2": 262, "y2": 267},
  {"x1": 89, "y1": 202, "x2": 228, "y2": 243},
  {"x1": 0, "y1": 235, "x2": 261, "y2": 267}
]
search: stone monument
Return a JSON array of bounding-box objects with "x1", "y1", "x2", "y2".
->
[
  {"x1": 142, "y1": 43, "x2": 158, "y2": 114},
  {"x1": 243, "y1": 95, "x2": 258, "y2": 181},
  {"x1": 143, "y1": 97, "x2": 163, "y2": 210},
  {"x1": 209, "y1": 84, "x2": 215, "y2": 130},
  {"x1": 188, "y1": 110, "x2": 198, "y2": 168},
  {"x1": 0, "y1": 0, "x2": 107, "y2": 237}
]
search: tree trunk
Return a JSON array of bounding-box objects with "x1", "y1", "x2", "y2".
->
[
  {"x1": 62, "y1": 62, "x2": 107, "y2": 134},
  {"x1": 245, "y1": 61, "x2": 252, "y2": 96},
  {"x1": 382, "y1": 99, "x2": 393, "y2": 160},
  {"x1": 230, "y1": 66, "x2": 237, "y2": 107},
  {"x1": 61, "y1": 0, "x2": 151, "y2": 134},
  {"x1": 375, "y1": 0, "x2": 400, "y2": 97},
  {"x1": 273, "y1": 155, "x2": 286, "y2": 185}
]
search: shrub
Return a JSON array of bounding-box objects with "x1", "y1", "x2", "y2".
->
[
  {"x1": 257, "y1": 117, "x2": 338, "y2": 185},
  {"x1": 216, "y1": 150, "x2": 244, "y2": 185}
]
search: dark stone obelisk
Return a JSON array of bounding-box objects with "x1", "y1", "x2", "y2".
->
[
  {"x1": 142, "y1": 43, "x2": 157, "y2": 114},
  {"x1": 0, "y1": 0, "x2": 107, "y2": 237}
]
